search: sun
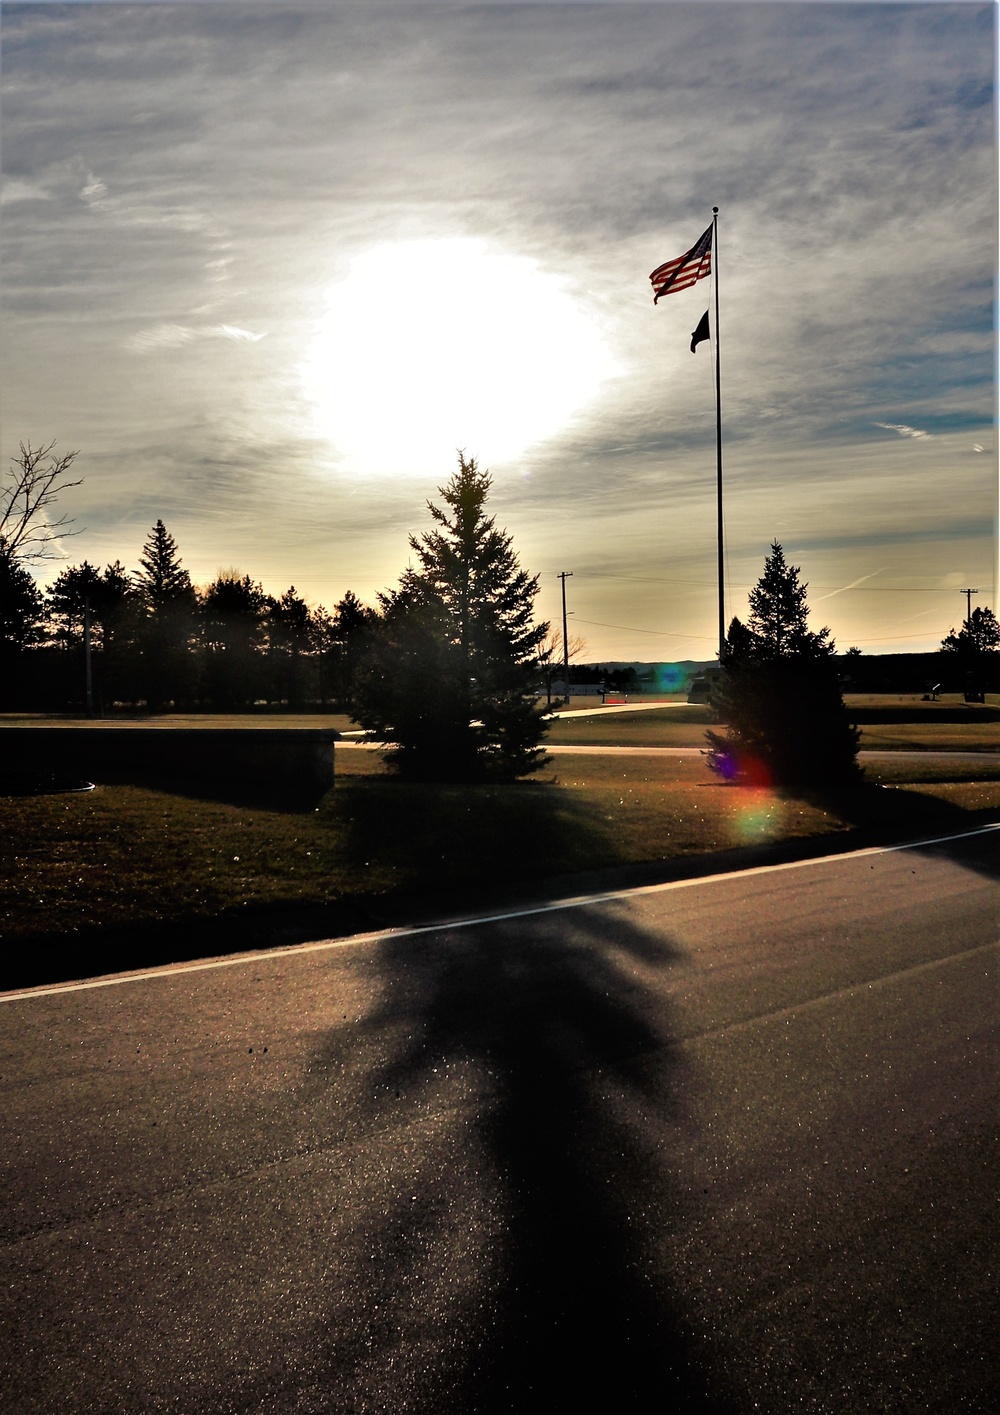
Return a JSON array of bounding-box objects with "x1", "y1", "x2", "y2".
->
[{"x1": 300, "y1": 237, "x2": 619, "y2": 477}]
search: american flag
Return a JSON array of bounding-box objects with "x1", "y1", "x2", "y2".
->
[{"x1": 649, "y1": 223, "x2": 713, "y2": 303}]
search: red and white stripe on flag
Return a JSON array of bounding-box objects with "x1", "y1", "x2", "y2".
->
[{"x1": 649, "y1": 223, "x2": 713, "y2": 303}]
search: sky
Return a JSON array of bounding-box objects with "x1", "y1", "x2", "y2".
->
[{"x1": 2, "y1": 0, "x2": 996, "y2": 662}]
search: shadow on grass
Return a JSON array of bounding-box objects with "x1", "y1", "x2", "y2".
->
[
  {"x1": 0, "y1": 779, "x2": 628, "y2": 993},
  {"x1": 0, "y1": 770, "x2": 330, "y2": 813},
  {"x1": 300, "y1": 899, "x2": 734, "y2": 1414},
  {"x1": 327, "y1": 776, "x2": 628, "y2": 894},
  {"x1": 806, "y1": 781, "x2": 1000, "y2": 883}
]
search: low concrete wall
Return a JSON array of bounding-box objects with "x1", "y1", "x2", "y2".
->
[{"x1": 0, "y1": 727, "x2": 336, "y2": 797}]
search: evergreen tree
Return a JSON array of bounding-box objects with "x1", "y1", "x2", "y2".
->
[
  {"x1": 135, "y1": 520, "x2": 195, "y2": 608},
  {"x1": 201, "y1": 570, "x2": 269, "y2": 709},
  {"x1": 133, "y1": 520, "x2": 197, "y2": 708},
  {"x1": 96, "y1": 562, "x2": 139, "y2": 653},
  {"x1": 312, "y1": 591, "x2": 375, "y2": 707},
  {"x1": 941, "y1": 604, "x2": 999, "y2": 701},
  {"x1": 0, "y1": 547, "x2": 44, "y2": 709},
  {"x1": 46, "y1": 561, "x2": 103, "y2": 649},
  {"x1": 42, "y1": 560, "x2": 140, "y2": 710},
  {"x1": 350, "y1": 453, "x2": 549, "y2": 780},
  {"x1": 267, "y1": 586, "x2": 313, "y2": 709},
  {"x1": 747, "y1": 541, "x2": 833, "y2": 658},
  {"x1": 707, "y1": 545, "x2": 860, "y2": 788},
  {"x1": 941, "y1": 605, "x2": 1000, "y2": 655},
  {"x1": 0, "y1": 550, "x2": 44, "y2": 654}
]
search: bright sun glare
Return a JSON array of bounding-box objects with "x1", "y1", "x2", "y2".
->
[{"x1": 300, "y1": 238, "x2": 619, "y2": 477}]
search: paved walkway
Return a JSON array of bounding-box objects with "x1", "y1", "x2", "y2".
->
[{"x1": 335, "y1": 740, "x2": 997, "y2": 760}]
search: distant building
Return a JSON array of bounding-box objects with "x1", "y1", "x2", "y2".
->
[
  {"x1": 687, "y1": 668, "x2": 722, "y2": 703},
  {"x1": 551, "y1": 681, "x2": 604, "y2": 697}
]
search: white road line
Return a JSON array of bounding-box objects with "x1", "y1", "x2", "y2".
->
[{"x1": 2, "y1": 823, "x2": 997, "y2": 1005}]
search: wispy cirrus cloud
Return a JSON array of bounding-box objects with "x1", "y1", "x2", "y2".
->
[
  {"x1": 874, "y1": 422, "x2": 933, "y2": 440},
  {"x1": 125, "y1": 323, "x2": 267, "y2": 353}
]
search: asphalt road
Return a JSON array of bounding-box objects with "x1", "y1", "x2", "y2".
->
[{"x1": 2, "y1": 827, "x2": 997, "y2": 1414}]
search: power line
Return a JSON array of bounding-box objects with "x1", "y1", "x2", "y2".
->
[
  {"x1": 572, "y1": 616, "x2": 713, "y2": 642},
  {"x1": 576, "y1": 571, "x2": 977, "y2": 594}
]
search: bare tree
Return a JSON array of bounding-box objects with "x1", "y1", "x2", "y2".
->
[
  {"x1": 539, "y1": 624, "x2": 586, "y2": 703},
  {"x1": 1, "y1": 440, "x2": 82, "y2": 564}
]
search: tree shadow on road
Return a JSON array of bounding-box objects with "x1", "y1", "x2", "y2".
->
[{"x1": 306, "y1": 900, "x2": 735, "y2": 1414}]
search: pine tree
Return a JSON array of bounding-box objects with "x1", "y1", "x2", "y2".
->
[
  {"x1": 707, "y1": 544, "x2": 860, "y2": 788},
  {"x1": 747, "y1": 541, "x2": 832, "y2": 658},
  {"x1": 941, "y1": 606, "x2": 1000, "y2": 655},
  {"x1": 134, "y1": 520, "x2": 197, "y2": 709},
  {"x1": 201, "y1": 570, "x2": 269, "y2": 709},
  {"x1": 0, "y1": 552, "x2": 44, "y2": 708},
  {"x1": 941, "y1": 604, "x2": 999, "y2": 702},
  {"x1": 135, "y1": 520, "x2": 194, "y2": 610},
  {"x1": 268, "y1": 587, "x2": 314, "y2": 709},
  {"x1": 46, "y1": 561, "x2": 102, "y2": 649},
  {"x1": 350, "y1": 453, "x2": 549, "y2": 780},
  {"x1": 0, "y1": 552, "x2": 44, "y2": 654},
  {"x1": 311, "y1": 593, "x2": 376, "y2": 707}
]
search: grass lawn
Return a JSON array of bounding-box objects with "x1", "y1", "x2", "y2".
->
[
  {"x1": 3, "y1": 728, "x2": 998, "y2": 987},
  {"x1": 0, "y1": 711, "x2": 358, "y2": 733},
  {"x1": 546, "y1": 698, "x2": 1000, "y2": 750}
]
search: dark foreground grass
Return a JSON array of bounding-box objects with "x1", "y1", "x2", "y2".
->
[{"x1": 3, "y1": 743, "x2": 999, "y2": 989}]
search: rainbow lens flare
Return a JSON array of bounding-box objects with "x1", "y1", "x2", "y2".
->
[{"x1": 724, "y1": 755, "x2": 782, "y2": 843}]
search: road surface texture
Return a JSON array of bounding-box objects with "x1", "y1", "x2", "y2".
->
[{"x1": 2, "y1": 827, "x2": 997, "y2": 1414}]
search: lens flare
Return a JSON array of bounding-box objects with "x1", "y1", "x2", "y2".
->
[
  {"x1": 731, "y1": 787, "x2": 780, "y2": 843},
  {"x1": 719, "y1": 755, "x2": 781, "y2": 843}
]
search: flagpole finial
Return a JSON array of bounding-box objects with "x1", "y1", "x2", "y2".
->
[{"x1": 713, "y1": 206, "x2": 719, "y2": 215}]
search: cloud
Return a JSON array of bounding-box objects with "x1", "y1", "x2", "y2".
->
[
  {"x1": 2, "y1": 2, "x2": 994, "y2": 654},
  {"x1": 0, "y1": 179, "x2": 52, "y2": 205},
  {"x1": 79, "y1": 173, "x2": 108, "y2": 204},
  {"x1": 217, "y1": 325, "x2": 267, "y2": 343},
  {"x1": 125, "y1": 323, "x2": 267, "y2": 352},
  {"x1": 874, "y1": 422, "x2": 933, "y2": 440},
  {"x1": 125, "y1": 324, "x2": 197, "y2": 352}
]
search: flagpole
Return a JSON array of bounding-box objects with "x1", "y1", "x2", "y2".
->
[{"x1": 713, "y1": 206, "x2": 724, "y2": 662}]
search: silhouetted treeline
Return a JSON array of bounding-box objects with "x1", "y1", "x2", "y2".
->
[
  {"x1": 568, "y1": 664, "x2": 642, "y2": 692},
  {"x1": 0, "y1": 520, "x2": 375, "y2": 713}
]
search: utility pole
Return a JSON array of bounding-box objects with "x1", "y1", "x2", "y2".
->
[
  {"x1": 959, "y1": 587, "x2": 978, "y2": 630},
  {"x1": 558, "y1": 571, "x2": 573, "y2": 703}
]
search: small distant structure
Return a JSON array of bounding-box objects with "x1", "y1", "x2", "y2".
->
[
  {"x1": 687, "y1": 668, "x2": 722, "y2": 704},
  {"x1": 921, "y1": 682, "x2": 942, "y2": 701},
  {"x1": 551, "y1": 681, "x2": 604, "y2": 698}
]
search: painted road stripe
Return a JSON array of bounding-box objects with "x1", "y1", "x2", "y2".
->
[{"x1": 2, "y1": 822, "x2": 997, "y2": 1004}]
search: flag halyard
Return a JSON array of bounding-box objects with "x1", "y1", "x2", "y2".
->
[{"x1": 649, "y1": 223, "x2": 713, "y2": 303}]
